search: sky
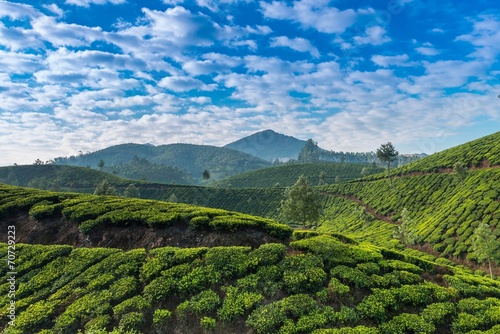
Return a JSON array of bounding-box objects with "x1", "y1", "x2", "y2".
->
[{"x1": 0, "y1": 0, "x2": 499, "y2": 165}]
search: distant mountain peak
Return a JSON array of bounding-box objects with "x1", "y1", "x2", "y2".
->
[{"x1": 224, "y1": 130, "x2": 306, "y2": 161}]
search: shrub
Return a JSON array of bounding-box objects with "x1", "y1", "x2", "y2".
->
[
  {"x1": 282, "y1": 254, "x2": 327, "y2": 294},
  {"x1": 205, "y1": 246, "x2": 252, "y2": 278},
  {"x1": 200, "y1": 316, "x2": 216, "y2": 332},
  {"x1": 153, "y1": 309, "x2": 172, "y2": 324},
  {"x1": 379, "y1": 313, "x2": 435, "y2": 334},
  {"x1": 118, "y1": 312, "x2": 144, "y2": 332},
  {"x1": 331, "y1": 265, "x2": 372, "y2": 289},
  {"x1": 113, "y1": 296, "x2": 150, "y2": 319},
  {"x1": 420, "y1": 302, "x2": 455, "y2": 325},
  {"x1": 217, "y1": 286, "x2": 263, "y2": 321},
  {"x1": 249, "y1": 243, "x2": 287, "y2": 266},
  {"x1": 177, "y1": 289, "x2": 221, "y2": 318}
]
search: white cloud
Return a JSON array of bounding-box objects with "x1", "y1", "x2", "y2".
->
[
  {"x1": 371, "y1": 54, "x2": 416, "y2": 67},
  {"x1": 456, "y1": 15, "x2": 500, "y2": 60},
  {"x1": 65, "y1": 0, "x2": 126, "y2": 7},
  {"x1": 159, "y1": 75, "x2": 216, "y2": 92},
  {"x1": 415, "y1": 47, "x2": 441, "y2": 56},
  {"x1": 141, "y1": 7, "x2": 216, "y2": 47},
  {"x1": 31, "y1": 16, "x2": 104, "y2": 47},
  {"x1": 43, "y1": 4, "x2": 64, "y2": 17},
  {"x1": 183, "y1": 53, "x2": 243, "y2": 75},
  {"x1": 260, "y1": 0, "x2": 358, "y2": 34},
  {"x1": 354, "y1": 26, "x2": 391, "y2": 45},
  {"x1": 270, "y1": 36, "x2": 320, "y2": 57},
  {"x1": 0, "y1": 1, "x2": 39, "y2": 19}
]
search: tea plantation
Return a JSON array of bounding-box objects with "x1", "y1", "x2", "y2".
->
[{"x1": 4, "y1": 227, "x2": 500, "y2": 333}]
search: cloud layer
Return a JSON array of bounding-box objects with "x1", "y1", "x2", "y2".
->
[{"x1": 0, "y1": 0, "x2": 499, "y2": 165}]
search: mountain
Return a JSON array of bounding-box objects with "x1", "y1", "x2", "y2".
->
[
  {"x1": 3, "y1": 183, "x2": 500, "y2": 333},
  {"x1": 53, "y1": 143, "x2": 271, "y2": 183},
  {"x1": 211, "y1": 162, "x2": 384, "y2": 188},
  {"x1": 224, "y1": 129, "x2": 307, "y2": 161}
]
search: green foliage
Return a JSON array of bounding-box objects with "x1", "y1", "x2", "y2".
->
[
  {"x1": 200, "y1": 316, "x2": 216, "y2": 332},
  {"x1": 280, "y1": 175, "x2": 323, "y2": 227},
  {"x1": 213, "y1": 162, "x2": 385, "y2": 188},
  {"x1": 153, "y1": 309, "x2": 172, "y2": 324},
  {"x1": 281, "y1": 254, "x2": 327, "y2": 294},
  {"x1": 471, "y1": 222, "x2": 500, "y2": 278},
  {"x1": 118, "y1": 312, "x2": 144, "y2": 332},
  {"x1": 217, "y1": 286, "x2": 263, "y2": 321},
  {"x1": 177, "y1": 290, "x2": 221, "y2": 318}
]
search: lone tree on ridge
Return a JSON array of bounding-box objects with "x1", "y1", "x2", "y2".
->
[{"x1": 376, "y1": 142, "x2": 399, "y2": 183}]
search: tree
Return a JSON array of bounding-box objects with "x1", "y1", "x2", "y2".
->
[
  {"x1": 93, "y1": 179, "x2": 116, "y2": 196},
  {"x1": 376, "y1": 142, "x2": 399, "y2": 183},
  {"x1": 393, "y1": 208, "x2": 416, "y2": 246},
  {"x1": 453, "y1": 161, "x2": 468, "y2": 183},
  {"x1": 471, "y1": 222, "x2": 500, "y2": 279},
  {"x1": 354, "y1": 206, "x2": 374, "y2": 227},
  {"x1": 97, "y1": 159, "x2": 105, "y2": 171},
  {"x1": 167, "y1": 193, "x2": 178, "y2": 203},
  {"x1": 124, "y1": 184, "x2": 140, "y2": 198},
  {"x1": 280, "y1": 175, "x2": 323, "y2": 228},
  {"x1": 298, "y1": 139, "x2": 320, "y2": 163},
  {"x1": 34, "y1": 159, "x2": 44, "y2": 165},
  {"x1": 318, "y1": 171, "x2": 327, "y2": 186},
  {"x1": 202, "y1": 169, "x2": 211, "y2": 181}
]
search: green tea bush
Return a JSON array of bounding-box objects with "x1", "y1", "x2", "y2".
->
[
  {"x1": 311, "y1": 326, "x2": 379, "y2": 333},
  {"x1": 118, "y1": 312, "x2": 144, "y2": 332},
  {"x1": 205, "y1": 246, "x2": 252, "y2": 278},
  {"x1": 112, "y1": 296, "x2": 150, "y2": 319},
  {"x1": 152, "y1": 309, "x2": 172, "y2": 324},
  {"x1": 249, "y1": 243, "x2": 287, "y2": 266},
  {"x1": 200, "y1": 316, "x2": 216, "y2": 332},
  {"x1": 420, "y1": 302, "x2": 455, "y2": 325},
  {"x1": 217, "y1": 286, "x2": 263, "y2": 321},
  {"x1": 282, "y1": 254, "x2": 327, "y2": 294},
  {"x1": 331, "y1": 266, "x2": 371, "y2": 289},
  {"x1": 177, "y1": 289, "x2": 221, "y2": 318},
  {"x1": 378, "y1": 313, "x2": 435, "y2": 334}
]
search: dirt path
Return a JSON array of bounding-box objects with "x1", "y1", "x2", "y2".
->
[{"x1": 319, "y1": 191, "x2": 398, "y2": 225}]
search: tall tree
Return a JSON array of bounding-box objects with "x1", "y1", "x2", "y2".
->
[
  {"x1": 471, "y1": 222, "x2": 500, "y2": 279},
  {"x1": 97, "y1": 159, "x2": 105, "y2": 171},
  {"x1": 202, "y1": 169, "x2": 211, "y2": 181},
  {"x1": 124, "y1": 184, "x2": 140, "y2": 198},
  {"x1": 298, "y1": 139, "x2": 320, "y2": 163},
  {"x1": 318, "y1": 171, "x2": 327, "y2": 186},
  {"x1": 453, "y1": 161, "x2": 468, "y2": 183},
  {"x1": 376, "y1": 142, "x2": 399, "y2": 183},
  {"x1": 93, "y1": 179, "x2": 116, "y2": 196},
  {"x1": 393, "y1": 208, "x2": 416, "y2": 246},
  {"x1": 280, "y1": 175, "x2": 322, "y2": 228}
]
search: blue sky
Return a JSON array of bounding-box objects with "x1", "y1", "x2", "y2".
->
[{"x1": 0, "y1": 0, "x2": 499, "y2": 165}]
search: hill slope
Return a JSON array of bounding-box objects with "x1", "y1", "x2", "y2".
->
[
  {"x1": 224, "y1": 129, "x2": 307, "y2": 161},
  {"x1": 54, "y1": 143, "x2": 271, "y2": 183},
  {"x1": 396, "y1": 131, "x2": 500, "y2": 174},
  {"x1": 3, "y1": 185, "x2": 500, "y2": 333},
  {"x1": 212, "y1": 162, "x2": 384, "y2": 188}
]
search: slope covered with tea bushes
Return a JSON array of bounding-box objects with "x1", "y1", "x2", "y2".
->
[
  {"x1": 3, "y1": 235, "x2": 500, "y2": 333},
  {"x1": 320, "y1": 168, "x2": 500, "y2": 260},
  {"x1": 211, "y1": 162, "x2": 383, "y2": 188},
  {"x1": 0, "y1": 183, "x2": 292, "y2": 247},
  {"x1": 394, "y1": 131, "x2": 500, "y2": 174}
]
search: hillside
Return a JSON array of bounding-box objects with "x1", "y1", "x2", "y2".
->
[
  {"x1": 395, "y1": 131, "x2": 500, "y2": 174},
  {"x1": 53, "y1": 143, "x2": 271, "y2": 183},
  {"x1": 211, "y1": 162, "x2": 384, "y2": 188},
  {"x1": 3, "y1": 184, "x2": 500, "y2": 333},
  {"x1": 0, "y1": 164, "x2": 140, "y2": 191},
  {"x1": 224, "y1": 129, "x2": 307, "y2": 161}
]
